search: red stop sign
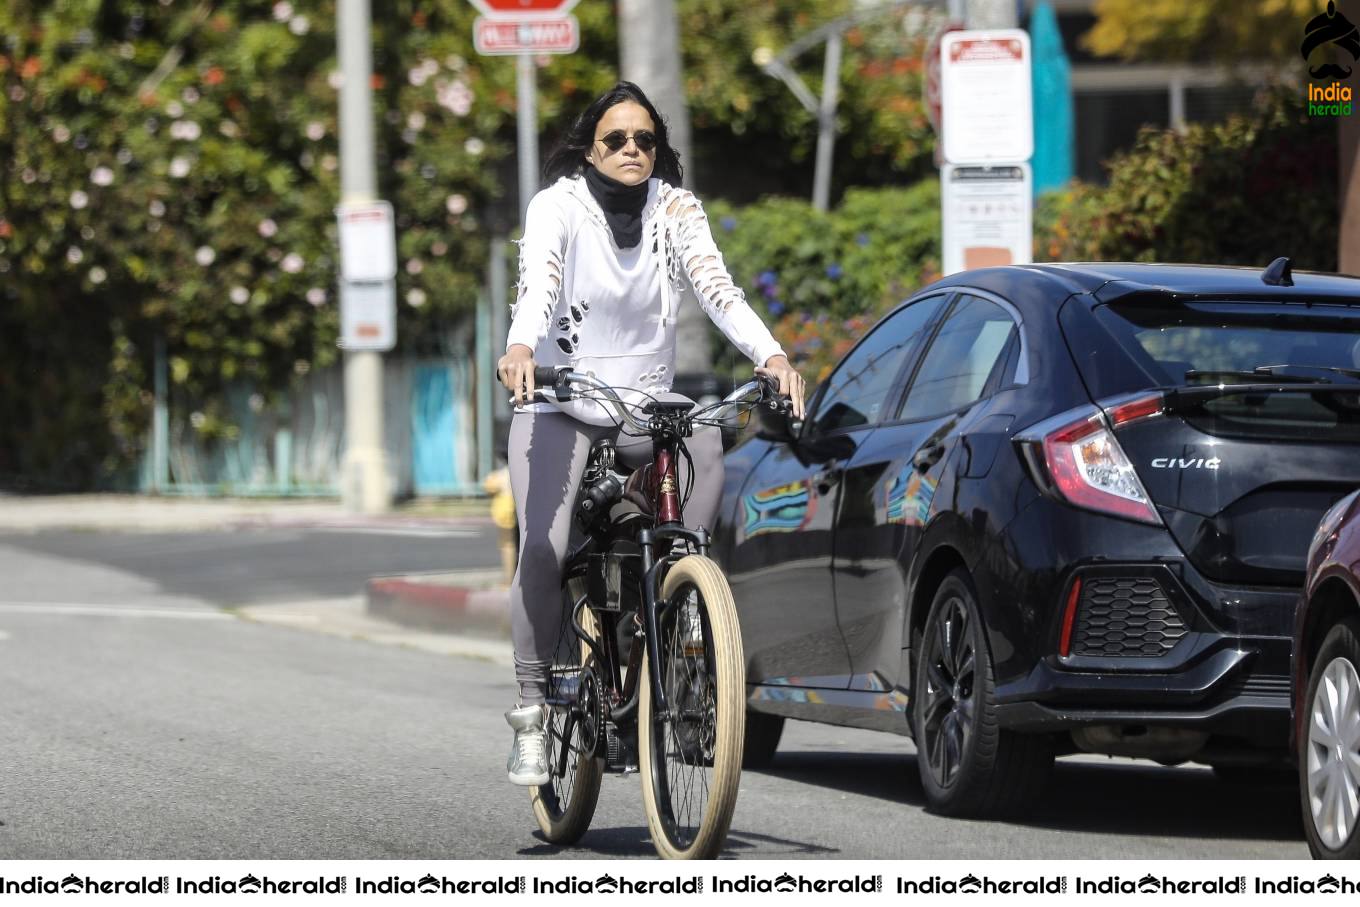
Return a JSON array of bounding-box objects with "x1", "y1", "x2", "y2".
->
[{"x1": 469, "y1": 0, "x2": 579, "y2": 16}]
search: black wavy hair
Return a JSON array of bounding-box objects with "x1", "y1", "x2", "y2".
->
[{"x1": 542, "y1": 81, "x2": 683, "y2": 186}]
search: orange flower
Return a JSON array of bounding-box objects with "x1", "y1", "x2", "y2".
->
[
  {"x1": 19, "y1": 56, "x2": 41, "y2": 79},
  {"x1": 370, "y1": 74, "x2": 385, "y2": 90},
  {"x1": 412, "y1": 10, "x2": 427, "y2": 27},
  {"x1": 0, "y1": 220, "x2": 12, "y2": 239},
  {"x1": 203, "y1": 66, "x2": 225, "y2": 87}
]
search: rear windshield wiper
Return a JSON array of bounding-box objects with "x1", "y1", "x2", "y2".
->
[
  {"x1": 1184, "y1": 368, "x2": 1323, "y2": 385},
  {"x1": 1184, "y1": 365, "x2": 1360, "y2": 385},
  {"x1": 1165, "y1": 380, "x2": 1360, "y2": 410}
]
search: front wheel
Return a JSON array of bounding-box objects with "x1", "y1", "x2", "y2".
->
[
  {"x1": 639, "y1": 555, "x2": 745, "y2": 859},
  {"x1": 1300, "y1": 617, "x2": 1360, "y2": 859},
  {"x1": 912, "y1": 569, "x2": 1053, "y2": 818}
]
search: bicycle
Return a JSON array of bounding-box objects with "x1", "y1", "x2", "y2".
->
[{"x1": 513, "y1": 366, "x2": 788, "y2": 860}]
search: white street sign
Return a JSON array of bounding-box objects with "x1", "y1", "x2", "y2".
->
[
  {"x1": 335, "y1": 200, "x2": 396, "y2": 282},
  {"x1": 941, "y1": 163, "x2": 1032, "y2": 276},
  {"x1": 474, "y1": 16, "x2": 579, "y2": 55},
  {"x1": 340, "y1": 280, "x2": 396, "y2": 351},
  {"x1": 940, "y1": 29, "x2": 1032, "y2": 164}
]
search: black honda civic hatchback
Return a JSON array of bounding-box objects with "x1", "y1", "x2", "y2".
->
[{"x1": 711, "y1": 261, "x2": 1360, "y2": 818}]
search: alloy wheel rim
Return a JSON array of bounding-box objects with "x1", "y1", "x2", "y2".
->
[
  {"x1": 921, "y1": 595, "x2": 977, "y2": 788},
  {"x1": 1307, "y1": 655, "x2": 1360, "y2": 850}
]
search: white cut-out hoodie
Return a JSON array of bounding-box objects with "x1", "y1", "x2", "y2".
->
[{"x1": 506, "y1": 174, "x2": 785, "y2": 426}]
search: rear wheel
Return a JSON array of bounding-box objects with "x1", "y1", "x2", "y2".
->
[
  {"x1": 1300, "y1": 617, "x2": 1360, "y2": 859},
  {"x1": 912, "y1": 569, "x2": 1053, "y2": 817},
  {"x1": 639, "y1": 555, "x2": 745, "y2": 859},
  {"x1": 1210, "y1": 763, "x2": 1293, "y2": 785},
  {"x1": 529, "y1": 573, "x2": 605, "y2": 844}
]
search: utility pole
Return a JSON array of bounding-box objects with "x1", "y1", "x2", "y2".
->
[
  {"x1": 619, "y1": 0, "x2": 708, "y2": 376},
  {"x1": 965, "y1": 0, "x2": 1018, "y2": 29},
  {"x1": 337, "y1": 0, "x2": 391, "y2": 513}
]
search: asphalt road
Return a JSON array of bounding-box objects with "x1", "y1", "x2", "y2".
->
[{"x1": 0, "y1": 528, "x2": 1310, "y2": 859}]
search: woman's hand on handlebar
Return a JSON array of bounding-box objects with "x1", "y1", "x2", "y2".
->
[
  {"x1": 754, "y1": 354, "x2": 807, "y2": 420},
  {"x1": 497, "y1": 344, "x2": 537, "y2": 407}
]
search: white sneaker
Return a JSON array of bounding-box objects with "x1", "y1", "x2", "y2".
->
[{"x1": 505, "y1": 704, "x2": 549, "y2": 786}]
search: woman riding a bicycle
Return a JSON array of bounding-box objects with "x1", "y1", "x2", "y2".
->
[{"x1": 496, "y1": 81, "x2": 805, "y2": 782}]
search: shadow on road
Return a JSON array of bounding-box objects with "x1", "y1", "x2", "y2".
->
[
  {"x1": 520, "y1": 824, "x2": 837, "y2": 858},
  {"x1": 750, "y1": 749, "x2": 1304, "y2": 843}
]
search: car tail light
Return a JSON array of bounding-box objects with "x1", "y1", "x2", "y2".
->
[
  {"x1": 1039, "y1": 405, "x2": 1162, "y2": 525},
  {"x1": 1107, "y1": 392, "x2": 1164, "y2": 427}
]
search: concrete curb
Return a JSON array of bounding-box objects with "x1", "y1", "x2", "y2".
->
[{"x1": 365, "y1": 570, "x2": 511, "y2": 638}]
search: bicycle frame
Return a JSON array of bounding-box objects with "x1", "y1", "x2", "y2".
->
[{"x1": 535, "y1": 369, "x2": 773, "y2": 762}]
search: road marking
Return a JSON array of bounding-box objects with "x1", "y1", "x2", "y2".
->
[{"x1": 0, "y1": 603, "x2": 231, "y2": 620}]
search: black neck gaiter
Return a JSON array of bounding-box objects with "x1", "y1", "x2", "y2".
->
[{"x1": 583, "y1": 166, "x2": 648, "y2": 249}]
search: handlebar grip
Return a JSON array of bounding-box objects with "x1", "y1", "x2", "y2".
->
[{"x1": 533, "y1": 366, "x2": 564, "y2": 387}]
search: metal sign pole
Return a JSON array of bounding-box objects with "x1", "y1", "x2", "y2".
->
[
  {"x1": 517, "y1": 53, "x2": 538, "y2": 223},
  {"x1": 338, "y1": 0, "x2": 391, "y2": 513}
]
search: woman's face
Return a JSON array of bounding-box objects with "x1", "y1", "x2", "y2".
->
[{"x1": 586, "y1": 101, "x2": 656, "y2": 186}]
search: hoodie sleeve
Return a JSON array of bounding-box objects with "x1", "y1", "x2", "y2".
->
[
  {"x1": 506, "y1": 188, "x2": 570, "y2": 353},
  {"x1": 669, "y1": 190, "x2": 786, "y2": 367}
]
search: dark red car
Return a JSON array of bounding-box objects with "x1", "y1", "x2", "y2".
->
[{"x1": 1294, "y1": 488, "x2": 1360, "y2": 859}]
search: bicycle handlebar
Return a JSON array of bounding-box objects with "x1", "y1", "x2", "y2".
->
[
  {"x1": 523, "y1": 369, "x2": 784, "y2": 433},
  {"x1": 533, "y1": 365, "x2": 565, "y2": 388}
]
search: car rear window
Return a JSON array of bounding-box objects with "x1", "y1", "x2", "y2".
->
[{"x1": 1097, "y1": 301, "x2": 1360, "y2": 441}]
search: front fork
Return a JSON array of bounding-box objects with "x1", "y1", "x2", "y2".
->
[{"x1": 639, "y1": 524, "x2": 710, "y2": 715}]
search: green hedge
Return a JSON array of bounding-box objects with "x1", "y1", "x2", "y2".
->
[
  {"x1": 706, "y1": 180, "x2": 941, "y2": 382},
  {"x1": 1035, "y1": 91, "x2": 1337, "y2": 269}
]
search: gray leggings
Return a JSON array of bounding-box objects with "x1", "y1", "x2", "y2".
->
[{"x1": 507, "y1": 397, "x2": 724, "y2": 705}]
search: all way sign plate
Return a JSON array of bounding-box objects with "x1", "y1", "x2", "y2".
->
[{"x1": 474, "y1": 16, "x2": 579, "y2": 55}]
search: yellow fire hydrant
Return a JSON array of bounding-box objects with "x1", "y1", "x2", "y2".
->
[{"x1": 483, "y1": 466, "x2": 518, "y2": 586}]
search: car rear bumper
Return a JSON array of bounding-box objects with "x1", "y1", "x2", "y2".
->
[{"x1": 993, "y1": 634, "x2": 1292, "y2": 749}]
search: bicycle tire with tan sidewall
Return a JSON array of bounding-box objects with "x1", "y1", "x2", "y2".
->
[
  {"x1": 639, "y1": 555, "x2": 746, "y2": 859},
  {"x1": 530, "y1": 586, "x2": 605, "y2": 844}
]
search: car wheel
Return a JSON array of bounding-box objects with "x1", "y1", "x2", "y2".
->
[
  {"x1": 912, "y1": 568, "x2": 1053, "y2": 817},
  {"x1": 742, "y1": 710, "x2": 785, "y2": 768},
  {"x1": 1300, "y1": 617, "x2": 1360, "y2": 859},
  {"x1": 1209, "y1": 762, "x2": 1293, "y2": 786}
]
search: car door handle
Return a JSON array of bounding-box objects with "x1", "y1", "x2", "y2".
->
[
  {"x1": 913, "y1": 444, "x2": 945, "y2": 472},
  {"x1": 812, "y1": 464, "x2": 843, "y2": 494}
]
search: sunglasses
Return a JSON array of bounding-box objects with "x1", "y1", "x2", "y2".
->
[{"x1": 596, "y1": 129, "x2": 657, "y2": 153}]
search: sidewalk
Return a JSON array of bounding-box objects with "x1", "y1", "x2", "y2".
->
[
  {"x1": 236, "y1": 596, "x2": 514, "y2": 666},
  {"x1": 0, "y1": 493, "x2": 491, "y2": 533},
  {"x1": 0, "y1": 492, "x2": 515, "y2": 650}
]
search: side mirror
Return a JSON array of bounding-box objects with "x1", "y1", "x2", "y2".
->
[{"x1": 756, "y1": 402, "x2": 802, "y2": 444}]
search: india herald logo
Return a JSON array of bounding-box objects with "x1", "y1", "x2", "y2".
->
[{"x1": 1303, "y1": 1, "x2": 1360, "y2": 80}]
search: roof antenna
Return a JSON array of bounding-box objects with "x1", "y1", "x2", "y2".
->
[{"x1": 1262, "y1": 256, "x2": 1293, "y2": 287}]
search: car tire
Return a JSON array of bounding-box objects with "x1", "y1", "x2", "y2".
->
[
  {"x1": 1299, "y1": 616, "x2": 1360, "y2": 860},
  {"x1": 742, "y1": 710, "x2": 785, "y2": 768},
  {"x1": 1209, "y1": 763, "x2": 1294, "y2": 786},
  {"x1": 912, "y1": 568, "x2": 1053, "y2": 818}
]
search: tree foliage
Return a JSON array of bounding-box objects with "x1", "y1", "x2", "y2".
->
[
  {"x1": 1083, "y1": 0, "x2": 1320, "y2": 63},
  {"x1": 1035, "y1": 91, "x2": 1336, "y2": 270},
  {"x1": 0, "y1": 0, "x2": 946, "y2": 489}
]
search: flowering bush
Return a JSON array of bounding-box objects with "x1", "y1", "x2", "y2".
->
[
  {"x1": 0, "y1": 1, "x2": 563, "y2": 486},
  {"x1": 0, "y1": 0, "x2": 944, "y2": 489},
  {"x1": 707, "y1": 179, "x2": 941, "y2": 383}
]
